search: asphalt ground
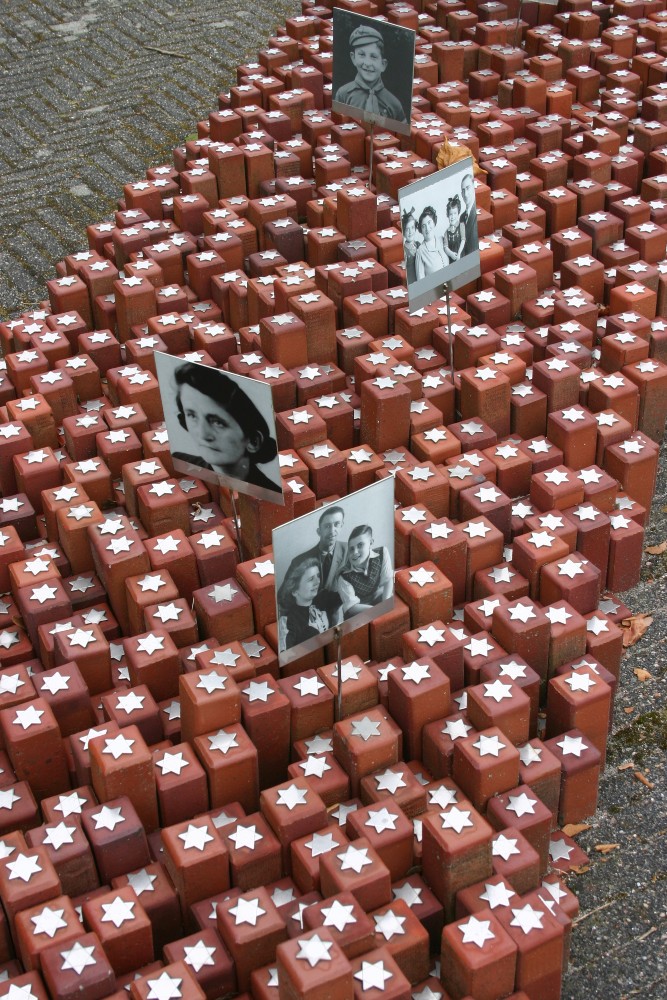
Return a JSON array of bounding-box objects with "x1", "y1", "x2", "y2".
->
[{"x1": 1, "y1": 2, "x2": 666, "y2": 998}]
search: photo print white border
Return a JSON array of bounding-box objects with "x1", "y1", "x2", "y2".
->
[
  {"x1": 331, "y1": 8, "x2": 416, "y2": 137},
  {"x1": 273, "y1": 476, "x2": 395, "y2": 665},
  {"x1": 155, "y1": 351, "x2": 284, "y2": 505},
  {"x1": 399, "y1": 158, "x2": 482, "y2": 310}
]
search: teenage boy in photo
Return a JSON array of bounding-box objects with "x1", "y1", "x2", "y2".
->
[
  {"x1": 336, "y1": 524, "x2": 393, "y2": 618},
  {"x1": 335, "y1": 23, "x2": 408, "y2": 123}
]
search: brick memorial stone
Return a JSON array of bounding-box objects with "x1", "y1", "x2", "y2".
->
[
  {"x1": 441, "y1": 908, "x2": 517, "y2": 1000},
  {"x1": 88, "y1": 725, "x2": 159, "y2": 834},
  {"x1": 111, "y1": 861, "x2": 182, "y2": 953},
  {"x1": 80, "y1": 795, "x2": 150, "y2": 885},
  {"x1": 216, "y1": 887, "x2": 287, "y2": 993},
  {"x1": 129, "y1": 962, "x2": 205, "y2": 1000}
]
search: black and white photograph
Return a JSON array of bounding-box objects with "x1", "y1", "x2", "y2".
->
[
  {"x1": 331, "y1": 9, "x2": 415, "y2": 137},
  {"x1": 155, "y1": 352, "x2": 284, "y2": 504},
  {"x1": 273, "y1": 477, "x2": 395, "y2": 665},
  {"x1": 399, "y1": 158, "x2": 482, "y2": 310}
]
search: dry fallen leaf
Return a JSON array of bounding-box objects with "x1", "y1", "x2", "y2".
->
[
  {"x1": 594, "y1": 843, "x2": 620, "y2": 854},
  {"x1": 618, "y1": 762, "x2": 635, "y2": 771},
  {"x1": 633, "y1": 667, "x2": 653, "y2": 682},
  {"x1": 562, "y1": 823, "x2": 591, "y2": 837},
  {"x1": 645, "y1": 540, "x2": 667, "y2": 555},
  {"x1": 571, "y1": 864, "x2": 591, "y2": 875},
  {"x1": 621, "y1": 613, "x2": 653, "y2": 647},
  {"x1": 634, "y1": 771, "x2": 655, "y2": 790},
  {"x1": 624, "y1": 706, "x2": 635, "y2": 714}
]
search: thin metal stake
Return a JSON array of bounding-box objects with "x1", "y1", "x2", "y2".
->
[
  {"x1": 514, "y1": 0, "x2": 524, "y2": 49},
  {"x1": 334, "y1": 624, "x2": 344, "y2": 722},
  {"x1": 444, "y1": 281, "x2": 455, "y2": 386},
  {"x1": 230, "y1": 491, "x2": 245, "y2": 563},
  {"x1": 368, "y1": 122, "x2": 375, "y2": 191}
]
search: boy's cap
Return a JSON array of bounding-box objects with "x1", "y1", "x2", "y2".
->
[{"x1": 349, "y1": 24, "x2": 384, "y2": 50}]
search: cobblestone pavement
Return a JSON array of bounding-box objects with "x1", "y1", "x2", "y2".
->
[
  {"x1": 0, "y1": 0, "x2": 299, "y2": 318},
  {"x1": 1, "y1": 3, "x2": 666, "y2": 998}
]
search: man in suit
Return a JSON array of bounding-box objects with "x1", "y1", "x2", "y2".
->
[
  {"x1": 309, "y1": 506, "x2": 348, "y2": 595},
  {"x1": 460, "y1": 171, "x2": 479, "y2": 258},
  {"x1": 288, "y1": 506, "x2": 347, "y2": 598}
]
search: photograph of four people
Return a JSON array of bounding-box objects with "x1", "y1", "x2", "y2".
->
[
  {"x1": 402, "y1": 169, "x2": 480, "y2": 284},
  {"x1": 399, "y1": 157, "x2": 482, "y2": 309}
]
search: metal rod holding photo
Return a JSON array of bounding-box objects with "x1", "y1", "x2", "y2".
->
[
  {"x1": 331, "y1": 8, "x2": 415, "y2": 138},
  {"x1": 444, "y1": 281, "x2": 455, "y2": 385},
  {"x1": 229, "y1": 491, "x2": 245, "y2": 563},
  {"x1": 368, "y1": 123, "x2": 375, "y2": 190},
  {"x1": 332, "y1": 623, "x2": 344, "y2": 722},
  {"x1": 514, "y1": 0, "x2": 524, "y2": 47},
  {"x1": 273, "y1": 477, "x2": 395, "y2": 667},
  {"x1": 399, "y1": 157, "x2": 482, "y2": 311},
  {"x1": 155, "y1": 351, "x2": 284, "y2": 506}
]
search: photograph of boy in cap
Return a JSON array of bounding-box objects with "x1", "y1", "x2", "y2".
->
[
  {"x1": 332, "y1": 11, "x2": 415, "y2": 134},
  {"x1": 334, "y1": 22, "x2": 407, "y2": 123}
]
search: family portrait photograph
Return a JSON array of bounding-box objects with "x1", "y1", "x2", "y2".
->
[
  {"x1": 331, "y1": 8, "x2": 415, "y2": 136},
  {"x1": 272, "y1": 477, "x2": 395, "y2": 665},
  {"x1": 155, "y1": 352, "x2": 284, "y2": 504},
  {"x1": 399, "y1": 158, "x2": 482, "y2": 310}
]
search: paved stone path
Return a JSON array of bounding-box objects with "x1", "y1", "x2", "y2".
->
[
  {"x1": 0, "y1": 0, "x2": 298, "y2": 318},
  {"x1": 1, "y1": 2, "x2": 666, "y2": 997}
]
